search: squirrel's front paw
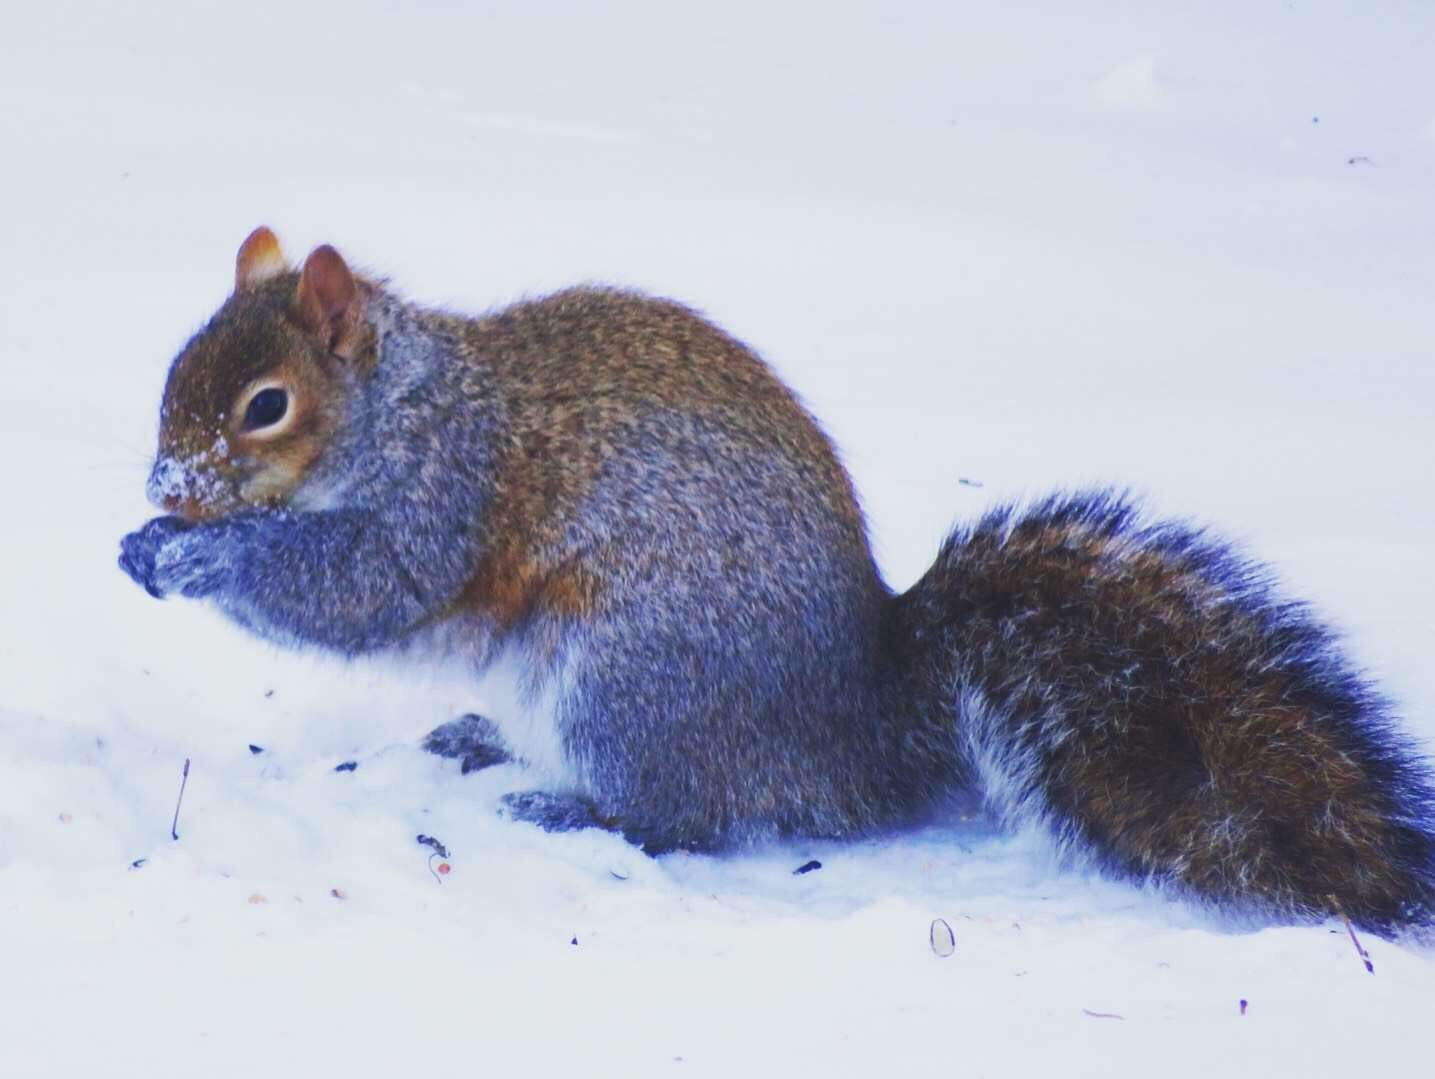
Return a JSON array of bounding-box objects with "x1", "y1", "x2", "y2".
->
[
  {"x1": 118, "y1": 517, "x2": 192, "y2": 598},
  {"x1": 150, "y1": 526, "x2": 234, "y2": 599}
]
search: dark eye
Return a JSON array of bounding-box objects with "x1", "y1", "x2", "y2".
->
[{"x1": 243, "y1": 387, "x2": 288, "y2": 431}]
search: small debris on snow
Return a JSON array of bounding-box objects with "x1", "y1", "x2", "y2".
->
[
  {"x1": 248, "y1": 744, "x2": 264, "y2": 755},
  {"x1": 247, "y1": 893, "x2": 269, "y2": 905},
  {"x1": 1330, "y1": 899, "x2": 1376, "y2": 974},
  {"x1": 793, "y1": 859, "x2": 822, "y2": 875},
  {"x1": 417, "y1": 834, "x2": 452, "y2": 881},
  {"x1": 1342, "y1": 920, "x2": 1375, "y2": 974},
  {"x1": 170, "y1": 758, "x2": 190, "y2": 841},
  {"x1": 129, "y1": 858, "x2": 147, "y2": 870},
  {"x1": 415, "y1": 834, "x2": 450, "y2": 858},
  {"x1": 571, "y1": 936, "x2": 579, "y2": 946},
  {"x1": 1239, "y1": 999, "x2": 1248, "y2": 1016},
  {"x1": 1082, "y1": 1009, "x2": 1125, "y2": 1020},
  {"x1": 58, "y1": 813, "x2": 72, "y2": 824},
  {"x1": 609, "y1": 867, "x2": 630, "y2": 881},
  {"x1": 263, "y1": 689, "x2": 275, "y2": 699},
  {"x1": 330, "y1": 888, "x2": 347, "y2": 900},
  {"x1": 957, "y1": 477, "x2": 984, "y2": 488},
  {"x1": 930, "y1": 918, "x2": 956, "y2": 957},
  {"x1": 333, "y1": 760, "x2": 358, "y2": 773}
]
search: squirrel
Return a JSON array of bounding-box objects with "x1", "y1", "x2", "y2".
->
[{"x1": 119, "y1": 226, "x2": 1435, "y2": 937}]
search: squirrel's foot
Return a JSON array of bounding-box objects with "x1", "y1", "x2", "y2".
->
[
  {"x1": 500, "y1": 790, "x2": 607, "y2": 834},
  {"x1": 423, "y1": 714, "x2": 513, "y2": 774},
  {"x1": 500, "y1": 790, "x2": 712, "y2": 856}
]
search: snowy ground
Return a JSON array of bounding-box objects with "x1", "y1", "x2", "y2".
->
[{"x1": 3, "y1": 2, "x2": 1434, "y2": 1076}]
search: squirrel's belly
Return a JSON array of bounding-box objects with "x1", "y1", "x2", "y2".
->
[{"x1": 470, "y1": 643, "x2": 575, "y2": 788}]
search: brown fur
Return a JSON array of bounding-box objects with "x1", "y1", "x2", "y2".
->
[
  {"x1": 235, "y1": 226, "x2": 287, "y2": 290},
  {"x1": 899, "y1": 499, "x2": 1433, "y2": 929},
  {"x1": 419, "y1": 286, "x2": 872, "y2": 638},
  {"x1": 154, "y1": 265, "x2": 381, "y2": 521},
  {"x1": 457, "y1": 548, "x2": 603, "y2": 631}
]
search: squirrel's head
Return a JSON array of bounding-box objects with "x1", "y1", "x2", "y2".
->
[{"x1": 147, "y1": 227, "x2": 375, "y2": 521}]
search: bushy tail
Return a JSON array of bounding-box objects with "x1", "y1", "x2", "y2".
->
[{"x1": 893, "y1": 491, "x2": 1435, "y2": 936}]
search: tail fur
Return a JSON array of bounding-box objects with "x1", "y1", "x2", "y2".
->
[{"x1": 894, "y1": 490, "x2": 1435, "y2": 937}]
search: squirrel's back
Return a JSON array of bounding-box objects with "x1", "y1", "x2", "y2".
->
[{"x1": 444, "y1": 287, "x2": 878, "y2": 631}]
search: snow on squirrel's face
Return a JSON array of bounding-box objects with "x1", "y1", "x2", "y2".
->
[{"x1": 146, "y1": 227, "x2": 356, "y2": 523}]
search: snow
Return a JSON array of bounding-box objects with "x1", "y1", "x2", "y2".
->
[{"x1": 3, "y1": 2, "x2": 1434, "y2": 1076}]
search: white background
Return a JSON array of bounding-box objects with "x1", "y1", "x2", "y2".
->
[{"x1": 2, "y1": 3, "x2": 1432, "y2": 1076}]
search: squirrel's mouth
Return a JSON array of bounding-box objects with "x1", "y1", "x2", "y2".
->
[
  {"x1": 145, "y1": 451, "x2": 241, "y2": 522},
  {"x1": 163, "y1": 496, "x2": 209, "y2": 523}
]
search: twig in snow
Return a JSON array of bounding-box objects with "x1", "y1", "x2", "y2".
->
[
  {"x1": 1345, "y1": 922, "x2": 1374, "y2": 974},
  {"x1": 1327, "y1": 895, "x2": 1375, "y2": 974},
  {"x1": 170, "y1": 758, "x2": 190, "y2": 841},
  {"x1": 1082, "y1": 1009, "x2": 1125, "y2": 1020}
]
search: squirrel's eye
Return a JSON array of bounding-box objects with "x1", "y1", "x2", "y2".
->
[{"x1": 243, "y1": 388, "x2": 289, "y2": 431}]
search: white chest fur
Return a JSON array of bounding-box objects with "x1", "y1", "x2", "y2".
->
[{"x1": 470, "y1": 645, "x2": 575, "y2": 789}]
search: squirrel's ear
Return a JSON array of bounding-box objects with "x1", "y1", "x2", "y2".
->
[
  {"x1": 293, "y1": 245, "x2": 362, "y2": 359},
  {"x1": 235, "y1": 226, "x2": 289, "y2": 291}
]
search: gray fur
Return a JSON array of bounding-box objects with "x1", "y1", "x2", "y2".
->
[{"x1": 119, "y1": 273, "x2": 1435, "y2": 934}]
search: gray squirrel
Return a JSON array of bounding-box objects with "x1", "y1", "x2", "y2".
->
[{"x1": 119, "y1": 227, "x2": 1435, "y2": 936}]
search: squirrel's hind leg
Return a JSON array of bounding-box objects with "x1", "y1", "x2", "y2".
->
[
  {"x1": 501, "y1": 789, "x2": 603, "y2": 832},
  {"x1": 499, "y1": 790, "x2": 711, "y2": 855},
  {"x1": 423, "y1": 714, "x2": 514, "y2": 774}
]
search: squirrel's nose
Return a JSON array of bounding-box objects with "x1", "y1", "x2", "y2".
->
[
  {"x1": 146, "y1": 455, "x2": 188, "y2": 512},
  {"x1": 146, "y1": 458, "x2": 212, "y2": 521}
]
